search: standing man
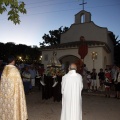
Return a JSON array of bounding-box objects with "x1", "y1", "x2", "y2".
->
[
  {"x1": 0, "y1": 56, "x2": 28, "y2": 120},
  {"x1": 29, "y1": 64, "x2": 36, "y2": 89},
  {"x1": 91, "y1": 68, "x2": 97, "y2": 91},
  {"x1": 22, "y1": 65, "x2": 31, "y2": 95},
  {"x1": 82, "y1": 64, "x2": 88, "y2": 89},
  {"x1": 60, "y1": 63, "x2": 83, "y2": 120},
  {"x1": 114, "y1": 66, "x2": 120, "y2": 99}
]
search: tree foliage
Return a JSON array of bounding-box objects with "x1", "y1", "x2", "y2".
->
[
  {"x1": 0, "y1": 42, "x2": 41, "y2": 63},
  {"x1": 114, "y1": 35, "x2": 120, "y2": 66},
  {"x1": 40, "y1": 26, "x2": 69, "y2": 47},
  {"x1": 108, "y1": 32, "x2": 120, "y2": 66},
  {"x1": 0, "y1": 0, "x2": 26, "y2": 24}
]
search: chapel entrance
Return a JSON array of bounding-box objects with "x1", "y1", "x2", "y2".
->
[{"x1": 59, "y1": 55, "x2": 83, "y2": 73}]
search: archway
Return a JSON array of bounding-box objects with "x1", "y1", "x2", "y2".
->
[{"x1": 59, "y1": 55, "x2": 83, "y2": 73}]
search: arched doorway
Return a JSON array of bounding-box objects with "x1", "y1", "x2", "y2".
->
[{"x1": 59, "y1": 55, "x2": 83, "y2": 73}]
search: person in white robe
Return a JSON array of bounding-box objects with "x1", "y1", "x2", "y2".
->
[
  {"x1": 60, "y1": 63, "x2": 83, "y2": 120},
  {"x1": 0, "y1": 56, "x2": 28, "y2": 120}
]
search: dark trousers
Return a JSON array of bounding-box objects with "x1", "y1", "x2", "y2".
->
[{"x1": 23, "y1": 81, "x2": 30, "y2": 94}]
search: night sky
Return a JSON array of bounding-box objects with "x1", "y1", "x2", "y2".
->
[{"x1": 0, "y1": 0, "x2": 120, "y2": 46}]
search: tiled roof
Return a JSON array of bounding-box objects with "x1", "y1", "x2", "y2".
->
[{"x1": 40, "y1": 41, "x2": 111, "y2": 53}]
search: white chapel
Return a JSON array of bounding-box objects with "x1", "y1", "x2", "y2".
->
[{"x1": 41, "y1": 10, "x2": 115, "y2": 87}]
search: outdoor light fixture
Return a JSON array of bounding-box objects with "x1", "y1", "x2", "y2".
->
[
  {"x1": 39, "y1": 56, "x2": 42, "y2": 60},
  {"x1": 91, "y1": 51, "x2": 97, "y2": 69}
]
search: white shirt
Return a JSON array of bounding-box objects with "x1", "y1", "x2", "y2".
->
[{"x1": 29, "y1": 68, "x2": 36, "y2": 79}]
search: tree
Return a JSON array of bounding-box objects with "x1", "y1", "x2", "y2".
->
[
  {"x1": 108, "y1": 32, "x2": 120, "y2": 66},
  {"x1": 114, "y1": 35, "x2": 120, "y2": 66},
  {"x1": 0, "y1": 0, "x2": 26, "y2": 24},
  {"x1": 40, "y1": 26, "x2": 69, "y2": 47},
  {"x1": 0, "y1": 42, "x2": 41, "y2": 63}
]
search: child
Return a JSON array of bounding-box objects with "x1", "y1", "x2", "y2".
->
[
  {"x1": 104, "y1": 69, "x2": 112, "y2": 97},
  {"x1": 91, "y1": 69, "x2": 97, "y2": 91},
  {"x1": 87, "y1": 71, "x2": 91, "y2": 92}
]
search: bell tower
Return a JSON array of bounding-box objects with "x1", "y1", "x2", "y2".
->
[
  {"x1": 75, "y1": 0, "x2": 91, "y2": 24},
  {"x1": 75, "y1": 10, "x2": 91, "y2": 24}
]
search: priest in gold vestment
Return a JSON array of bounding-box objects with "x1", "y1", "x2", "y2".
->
[{"x1": 0, "y1": 56, "x2": 28, "y2": 120}]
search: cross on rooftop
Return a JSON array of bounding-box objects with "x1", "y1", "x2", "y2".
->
[{"x1": 79, "y1": 0, "x2": 87, "y2": 10}]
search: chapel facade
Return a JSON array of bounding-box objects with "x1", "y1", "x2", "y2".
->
[{"x1": 41, "y1": 10, "x2": 115, "y2": 86}]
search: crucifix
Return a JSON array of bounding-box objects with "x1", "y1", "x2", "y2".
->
[{"x1": 79, "y1": 0, "x2": 87, "y2": 10}]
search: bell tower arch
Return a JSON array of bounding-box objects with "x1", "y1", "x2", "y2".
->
[{"x1": 75, "y1": 10, "x2": 91, "y2": 24}]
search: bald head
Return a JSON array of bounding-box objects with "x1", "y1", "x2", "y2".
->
[{"x1": 69, "y1": 63, "x2": 77, "y2": 71}]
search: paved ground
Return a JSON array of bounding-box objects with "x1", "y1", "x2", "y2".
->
[{"x1": 26, "y1": 89, "x2": 120, "y2": 120}]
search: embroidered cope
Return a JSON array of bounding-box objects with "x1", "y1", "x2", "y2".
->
[{"x1": 0, "y1": 65, "x2": 28, "y2": 120}]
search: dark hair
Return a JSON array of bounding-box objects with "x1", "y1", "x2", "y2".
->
[
  {"x1": 87, "y1": 71, "x2": 90, "y2": 74},
  {"x1": 8, "y1": 56, "x2": 15, "y2": 63}
]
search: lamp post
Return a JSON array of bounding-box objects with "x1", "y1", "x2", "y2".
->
[
  {"x1": 39, "y1": 55, "x2": 42, "y2": 63},
  {"x1": 39, "y1": 55, "x2": 42, "y2": 60},
  {"x1": 91, "y1": 52, "x2": 97, "y2": 69}
]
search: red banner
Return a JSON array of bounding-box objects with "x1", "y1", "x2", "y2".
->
[{"x1": 78, "y1": 36, "x2": 88, "y2": 59}]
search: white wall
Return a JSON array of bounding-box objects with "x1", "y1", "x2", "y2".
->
[
  {"x1": 42, "y1": 48, "x2": 80, "y2": 69},
  {"x1": 41, "y1": 47, "x2": 112, "y2": 72},
  {"x1": 61, "y1": 22, "x2": 108, "y2": 44}
]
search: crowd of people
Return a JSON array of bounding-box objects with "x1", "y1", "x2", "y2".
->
[
  {"x1": 0, "y1": 56, "x2": 83, "y2": 120},
  {"x1": 0, "y1": 56, "x2": 120, "y2": 120},
  {"x1": 83, "y1": 65, "x2": 120, "y2": 99},
  {"x1": 1, "y1": 60, "x2": 120, "y2": 99}
]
